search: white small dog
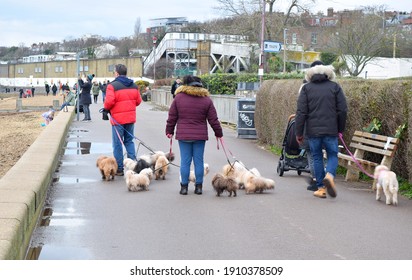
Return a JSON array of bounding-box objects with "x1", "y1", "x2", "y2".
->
[
  {"x1": 188, "y1": 163, "x2": 210, "y2": 183},
  {"x1": 125, "y1": 168, "x2": 153, "y2": 192},
  {"x1": 374, "y1": 165, "x2": 399, "y2": 206}
]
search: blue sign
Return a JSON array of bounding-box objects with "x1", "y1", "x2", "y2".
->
[{"x1": 264, "y1": 41, "x2": 282, "y2": 53}]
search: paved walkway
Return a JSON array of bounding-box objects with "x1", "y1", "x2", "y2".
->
[{"x1": 14, "y1": 100, "x2": 412, "y2": 260}]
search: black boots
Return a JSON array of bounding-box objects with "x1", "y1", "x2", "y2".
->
[
  {"x1": 194, "y1": 184, "x2": 203, "y2": 195},
  {"x1": 180, "y1": 183, "x2": 188, "y2": 195},
  {"x1": 180, "y1": 183, "x2": 202, "y2": 195}
]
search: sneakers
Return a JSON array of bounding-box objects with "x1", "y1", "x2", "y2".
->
[
  {"x1": 313, "y1": 187, "x2": 327, "y2": 198},
  {"x1": 115, "y1": 170, "x2": 124, "y2": 176},
  {"x1": 323, "y1": 172, "x2": 337, "y2": 198}
]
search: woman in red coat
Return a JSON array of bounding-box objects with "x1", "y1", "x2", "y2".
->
[{"x1": 166, "y1": 75, "x2": 223, "y2": 195}]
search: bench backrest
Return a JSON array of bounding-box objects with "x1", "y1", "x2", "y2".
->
[{"x1": 349, "y1": 131, "x2": 399, "y2": 157}]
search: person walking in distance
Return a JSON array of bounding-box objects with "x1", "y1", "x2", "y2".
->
[
  {"x1": 170, "y1": 77, "x2": 182, "y2": 99},
  {"x1": 104, "y1": 64, "x2": 142, "y2": 176},
  {"x1": 78, "y1": 74, "x2": 94, "y2": 122},
  {"x1": 166, "y1": 75, "x2": 223, "y2": 195},
  {"x1": 295, "y1": 61, "x2": 348, "y2": 199}
]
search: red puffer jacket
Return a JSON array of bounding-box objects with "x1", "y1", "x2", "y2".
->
[
  {"x1": 166, "y1": 85, "x2": 223, "y2": 140},
  {"x1": 104, "y1": 78, "x2": 142, "y2": 125}
]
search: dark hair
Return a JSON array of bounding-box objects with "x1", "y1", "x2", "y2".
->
[
  {"x1": 182, "y1": 75, "x2": 203, "y2": 87},
  {"x1": 115, "y1": 64, "x2": 127, "y2": 75},
  {"x1": 310, "y1": 60, "x2": 324, "y2": 67}
]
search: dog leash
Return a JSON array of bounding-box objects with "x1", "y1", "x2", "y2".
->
[
  {"x1": 216, "y1": 137, "x2": 249, "y2": 171},
  {"x1": 108, "y1": 114, "x2": 157, "y2": 154},
  {"x1": 338, "y1": 133, "x2": 375, "y2": 179}
]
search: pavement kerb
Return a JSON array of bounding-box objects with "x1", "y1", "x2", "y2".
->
[{"x1": 0, "y1": 107, "x2": 75, "y2": 260}]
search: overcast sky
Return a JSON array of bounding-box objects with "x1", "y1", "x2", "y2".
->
[{"x1": 0, "y1": 0, "x2": 411, "y2": 47}]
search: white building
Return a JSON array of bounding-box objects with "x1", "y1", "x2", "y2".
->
[{"x1": 346, "y1": 57, "x2": 412, "y2": 79}]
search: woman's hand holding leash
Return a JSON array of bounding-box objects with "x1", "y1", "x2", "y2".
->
[{"x1": 166, "y1": 134, "x2": 173, "y2": 139}]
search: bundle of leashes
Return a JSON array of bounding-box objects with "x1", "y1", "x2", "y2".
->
[
  {"x1": 216, "y1": 137, "x2": 249, "y2": 172},
  {"x1": 101, "y1": 108, "x2": 178, "y2": 169}
]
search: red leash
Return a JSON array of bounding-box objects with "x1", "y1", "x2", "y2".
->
[{"x1": 338, "y1": 133, "x2": 375, "y2": 179}]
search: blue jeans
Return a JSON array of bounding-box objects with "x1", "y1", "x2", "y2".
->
[
  {"x1": 308, "y1": 136, "x2": 338, "y2": 187},
  {"x1": 83, "y1": 104, "x2": 91, "y2": 120},
  {"x1": 112, "y1": 123, "x2": 136, "y2": 171},
  {"x1": 178, "y1": 140, "x2": 206, "y2": 185}
]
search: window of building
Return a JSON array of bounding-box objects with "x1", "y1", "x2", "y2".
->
[
  {"x1": 17, "y1": 68, "x2": 24, "y2": 74},
  {"x1": 292, "y1": 33, "x2": 297, "y2": 44},
  {"x1": 311, "y1": 33, "x2": 318, "y2": 45},
  {"x1": 108, "y1": 64, "x2": 115, "y2": 72},
  {"x1": 84, "y1": 65, "x2": 89, "y2": 72}
]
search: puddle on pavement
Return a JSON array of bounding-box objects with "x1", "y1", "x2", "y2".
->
[
  {"x1": 55, "y1": 176, "x2": 97, "y2": 184},
  {"x1": 65, "y1": 142, "x2": 111, "y2": 155},
  {"x1": 26, "y1": 245, "x2": 92, "y2": 260}
]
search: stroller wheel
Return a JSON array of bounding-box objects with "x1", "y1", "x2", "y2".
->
[
  {"x1": 297, "y1": 170, "x2": 302, "y2": 176},
  {"x1": 277, "y1": 161, "x2": 284, "y2": 177}
]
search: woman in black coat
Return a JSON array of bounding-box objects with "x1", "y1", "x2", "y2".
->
[{"x1": 78, "y1": 74, "x2": 94, "y2": 121}]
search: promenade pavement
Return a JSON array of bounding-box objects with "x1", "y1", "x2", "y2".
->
[{"x1": 3, "y1": 99, "x2": 412, "y2": 260}]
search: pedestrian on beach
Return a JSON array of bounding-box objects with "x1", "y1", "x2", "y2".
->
[
  {"x1": 295, "y1": 61, "x2": 348, "y2": 199},
  {"x1": 41, "y1": 107, "x2": 55, "y2": 125},
  {"x1": 78, "y1": 74, "x2": 94, "y2": 122},
  {"x1": 45, "y1": 83, "x2": 50, "y2": 96},
  {"x1": 31, "y1": 85, "x2": 35, "y2": 97},
  {"x1": 166, "y1": 75, "x2": 223, "y2": 195},
  {"x1": 104, "y1": 64, "x2": 142, "y2": 176},
  {"x1": 52, "y1": 84, "x2": 57, "y2": 96}
]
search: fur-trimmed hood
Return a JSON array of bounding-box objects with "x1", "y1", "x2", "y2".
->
[
  {"x1": 175, "y1": 85, "x2": 210, "y2": 97},
  {"x1": 305, "y1": 64, "x2": 336, "y2": 83}
]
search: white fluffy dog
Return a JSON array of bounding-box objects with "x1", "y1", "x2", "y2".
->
[
  {"x1": 188, "y1": 163, "x2": 210, "y2": 183},
  {"x1": 374, "y1": 165, "x2": 399, "y2": 206},
  {"x1": 125, "y1": 168, "x2": 153, "y2": 192}
]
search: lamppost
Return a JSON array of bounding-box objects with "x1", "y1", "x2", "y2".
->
[
  {"x1": 152, "y1": 36, "x2": 157, "y2": 83},
  {"x1": 283, "y1": 28, "x2": 288, "y2": 73},
  {"x1": 259, "y1": 0, "x2": 265, "y2": 85}
]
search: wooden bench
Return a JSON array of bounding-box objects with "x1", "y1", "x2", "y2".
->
[{"x1": 338, "y1": 130, "x2": 400, "y2": 181}]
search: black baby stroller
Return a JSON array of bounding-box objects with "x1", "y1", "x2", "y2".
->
[{"x1": 277, "y1": 114, "x2": 310, "y2": 176}]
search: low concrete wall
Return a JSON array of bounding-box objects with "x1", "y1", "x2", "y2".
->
[
  {"x1": 0, "y1": 107, "x2": 74, "y2": 259},
  {"x1": 151, "y1": 87, "x2": 246, "y2": 125}
]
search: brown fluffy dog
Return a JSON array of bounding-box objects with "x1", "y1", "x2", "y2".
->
[
  {"x1": 211, "y1": 173, "x2": 239, "y2": 197},
  {"x1": 96, "y1": 155, "x2": 118, "y2": 181},
  {"x1": 245, "y1": 176, "x2": 275, "y2": 194},
  {"x1": 154, "y1": 155, "x2": 169, "y2": 180}
]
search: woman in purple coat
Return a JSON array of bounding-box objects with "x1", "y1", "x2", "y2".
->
[{"x1": 166, "y1": 75, "x2": 223, "y2": 195}]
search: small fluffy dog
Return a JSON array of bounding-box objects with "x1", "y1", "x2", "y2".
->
[
  {"x1": 188, "y1": 163, "x2": 210, "y2": 183},
  {"x1": 244, "y1": 176, "x2": 275, "y2": 194},
  {"x1": 96, "y1": 156, "x2": 118, "y2": 181},
  {"x1": 154, "y1": 155, "x2": 169, "y2": 180},
  {"x1": 125, "y1": 168, "x2": 153, "y2": 192},
  {"x1": 124, "y1": 158, "x2": 151, "y2": 174},
  {"x1": 211, "y1": 173, "x2": 239, "y2": 197},
  {"x1": 373, "y1": 165, "x2": 399, "y2": 206},
  {"x1": 140, "y1": 151, "x2": 175, "y2": 169}
]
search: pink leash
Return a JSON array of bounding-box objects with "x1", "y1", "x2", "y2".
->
[{"x1": 338, "y1": 133, "x2": 375, "y2": 179}]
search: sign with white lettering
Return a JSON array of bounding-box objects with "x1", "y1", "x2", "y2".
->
[{"x1": 264, "y1": 41, "x2": 282, "y2": 53}]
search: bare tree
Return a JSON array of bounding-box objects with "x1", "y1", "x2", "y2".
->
[
  {"x1": 134, "y1": 17, "x2": 142, "y2": 38},
  {"x1": 329, "y1": 11, "x2": 389, "y2": 76}
]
